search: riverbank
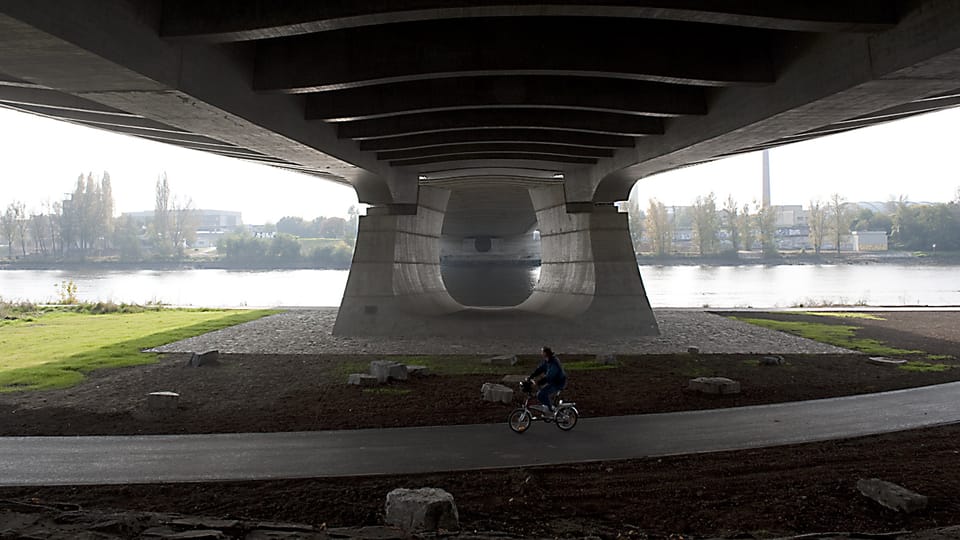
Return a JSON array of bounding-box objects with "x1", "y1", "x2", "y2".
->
[{"x1": 639, "y1": 250, "x2": 960, "y2": 266}]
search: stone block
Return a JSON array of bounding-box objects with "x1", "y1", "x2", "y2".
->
[
  {"x1": 501, "y1": 374, "x2": 528, "y2": 385},
  {"x1": 857, "y1": 478, "x2": 928, "y2": 513},
  {"x1": 146, "y1": 391, "x2": 180, "y2": 412},
  {"x1": 759, "y1": 355, "x2": 785, "y2": 366},
  {"x1": 370, "y1": 360, "x2": 407, "y2": 383},
  {"x1": 481, "y1": 383, "x2": 514, "y2": 404},
  {"x1": 385, "y1": 488, "x2": 459, "y2": 533},
  {"x1": 868, "y1": 356, "x2": 908, "y2": 366},
  {"x1": 187, "y1": 350, "x2": 219, "y2": 367},
  {"x1": 481, "y1": 355, "x2": 518, "y2": 366},
  {"x1": 406, "y1": 365, "x2": 430, "y2": 377},
  {"x1": 688, "y1": 377, "x2": 741, "y2": 395},
  {"x1": 596, "y1": 354, "x2": 618, "y2": 365},
  {"x1": 348, "y1": 373, "x2": 378, "y2": 386},
  {"x1": 687, "y1": 346, "x2": 700, "y2": 354}
]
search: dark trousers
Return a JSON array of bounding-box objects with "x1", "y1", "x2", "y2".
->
[{"x1": 538, "y1": 384, "x2": 561, "y2": 411}]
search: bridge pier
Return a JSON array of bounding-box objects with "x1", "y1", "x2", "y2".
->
[{"x1": 333, "y1": 184, "x2": 658, "y2": 337}]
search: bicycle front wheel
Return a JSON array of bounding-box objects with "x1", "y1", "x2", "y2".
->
[
  {"x1": 508, "y1": 408, "x2": 532, "y2": 434},
  {"x1": 554, "y1": 407, "x2": 579, "y2": 431}
]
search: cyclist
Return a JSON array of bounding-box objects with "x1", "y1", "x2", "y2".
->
[{"x1": 527, "y1": 346, "x2": 567, "y2": 417}]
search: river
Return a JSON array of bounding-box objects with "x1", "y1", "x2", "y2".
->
[{"x1": 0, "y1": 264, "x2": 958, "y2": 308}]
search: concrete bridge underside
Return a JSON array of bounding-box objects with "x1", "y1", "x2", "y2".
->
[{"x1": 2, "y1": 1, "x2": 960, "y2": 336}]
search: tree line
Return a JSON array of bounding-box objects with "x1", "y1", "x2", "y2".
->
[{"x1": 628, "y1": 188, "x2": 960, "y2": 257}]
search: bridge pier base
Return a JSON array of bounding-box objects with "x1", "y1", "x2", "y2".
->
[{"x1": 333, "y1": 185, "x2": 658, "y2": 337}]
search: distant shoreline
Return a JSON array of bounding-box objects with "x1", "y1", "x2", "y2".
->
[{"x1": 1, "y1": 251, "x2": 958, "y2": 272}]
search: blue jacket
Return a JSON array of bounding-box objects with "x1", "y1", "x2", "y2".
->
[{"x1": 530, "y1": 355, "x2": 567, "y2": 388}]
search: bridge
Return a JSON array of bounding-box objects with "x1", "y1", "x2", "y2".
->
[{"x1": 1, "y1": 1, "x2": 959, "y2": 336}]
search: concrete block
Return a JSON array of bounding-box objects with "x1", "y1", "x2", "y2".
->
[
  {"x1": 406, "y1": 365, "x2": 430, "y2": 377},
  {"x1": 687, "y1": 346, "x2": 700, "y2": 354},
  {"x1": 347, "y1": 373, "x2": 378, "y2": 386},
  {"x1": 481, "y1": 355, "x2": 518, "y2": 366},
  {"x1": 385, "y1": 488, "x2": 459, "y2": 533},
  {"x1": 146, "y1": 391, "x2": 179, "y2": 412},
  {"x1": 501, "y1": 374, "x2": 528, "y2": 385},
  {"x1": 688, "y1": 377, "x2": 741, "y2": 395},
  {"x1": 857, "y1": 478, "x2": 928, "y2": 513},
  {"x1": 187, "y1": 350, "x2": 219, "y2": 367},
  {"x1": 759, "y1": 355, "x2": 785, "y2": 366},
  {"x1": 370, "y1": 360, "x2": 407, "y2": 383},
  {"x1": 596, "y1": 354, "x2": 617, "y2": 365},
  {"x1": 481, "y1": 383, "x2": 514, "y2": 404},
  {"x1": 868, "y1": 356, "x2": 908, "y2": 366}
]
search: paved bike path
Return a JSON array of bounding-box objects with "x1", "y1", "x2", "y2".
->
[{"x1": 1, "y1": 382, "x2": 958, "y2": 486}]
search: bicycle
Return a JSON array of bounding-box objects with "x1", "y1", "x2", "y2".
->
[{"x1": 508, "y1": 380, "x2": 579, "y2": 433}]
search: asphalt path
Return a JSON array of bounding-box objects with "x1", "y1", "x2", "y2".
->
[{"x1": 1, "y1": 382, "x2": 958, "y2": 486}]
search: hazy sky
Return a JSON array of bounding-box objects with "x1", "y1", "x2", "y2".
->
[{"x1": 2, "y1": 105, "x2": 959, "y2": 223}]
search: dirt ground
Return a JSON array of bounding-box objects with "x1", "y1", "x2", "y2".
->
[
  {"x1": 2, "y1": 311, "x2": 959, "y2": 537},
  {"x1": 3, "y1": 424, "x2": 959, "y2": 538},
  {"x1": 0, "y1": 311, "x2": 958, "y2": 436}
]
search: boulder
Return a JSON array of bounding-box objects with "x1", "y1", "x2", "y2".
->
[
  {"x1": 384, "y1": 488, "x2": 459, "y2": 533},
  {"x1": 481, "y1": 355, "x2": 518, "y2": 366},
  {"x1": 857, "y1": 478, "x2": 928, "y2": 513},
  {"x1": 187, "y1": 350, "x2": 219, "y2": 368},
  {"x1": 370, "y1": 360, "x2": 407, "y2": 383},
  {"x1": 481, "y1": 383, "x2": 514, "y2": 404},
  {"x1": 501, "y1": 374, "x2": 528, "y2": 385},
  {"x1": 759, "y1": 355, "x2": 785, "y2": 366},
  {"x1": 146, "y1": 391, "x2": 180, "y2": 412},
  {"x1": 347, "y1": 373, "x2": 378, "y2": 386},
  {"x1": 406, "y1": 365, "x2": 430, "y2": 378},
  {"x1": 688, "y1": 377, "x2": 741, "y2": 395},
  {"x1": 687, "y1": 346, "x2": 700, "y2": 355},
  {"x1": 596, "y1": 354, "x2": 618, "y2": 365}
]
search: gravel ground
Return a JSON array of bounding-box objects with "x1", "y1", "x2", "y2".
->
[{"x1": 149, "y1": 309, "x2": 853, "y2": 355}]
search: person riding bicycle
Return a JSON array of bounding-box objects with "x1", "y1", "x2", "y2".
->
[{"x1": 527, "y1": 346, "x2": 567, "y2": 418}]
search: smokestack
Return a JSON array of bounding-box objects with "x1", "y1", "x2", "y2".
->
[{"x1": 762, "y1": 149, "x2": 771, "y2": 207}]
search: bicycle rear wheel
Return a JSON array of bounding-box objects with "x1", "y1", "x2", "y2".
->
[{"x1": 508, "y1": 408, "x2": 532, "y2": 433}]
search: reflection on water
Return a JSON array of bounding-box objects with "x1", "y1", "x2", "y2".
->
[
  {"x1": 440, "y1": 265, "x2": 541, "y2": 306},
  {"x1": 1, "y1": 264, "x2": 958, "y2": 308}
]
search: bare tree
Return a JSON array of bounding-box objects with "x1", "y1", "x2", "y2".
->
[
  {"x1": 30, "y1": 211, "x2": 48, "y2": 256},
  {"x1": 645, "y1": 198, "x2": 672, "y2": 256},
  {"x1": 1, "y1": 203, "x2": 17, "y2": 258},
  {"x1": 154, "y1": 172, "x2": 172, "y2": 256},
  {"x1": 722, "y1": 195, "x2": 741, "y2": 253},
  {"x1": 807, "y1": 199, "x2": 828, "y2": 255},
  {"x1": 170, "y1": 196, "x2": 198, "y2": 258},
  {"x1": 11, "y1": 201, "x2": 28, "y2": 257},
  {"x1": 827, "y1": 193, "x2": 851, "y2": 254},
  {"x1": 691, "y1": 192, "x2": 720, "y2": 256}
]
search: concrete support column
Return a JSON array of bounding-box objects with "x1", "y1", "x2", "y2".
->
[
  {"x1": 519, "y1": 186, "x2": 659, "y2": 336},
  {"x1": 333, "y1": 187, "x2": 462, "y2": 335}
]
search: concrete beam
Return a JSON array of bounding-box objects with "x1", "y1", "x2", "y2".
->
[
  {"x1": 161, "y1": 0, "x2": 897, "y2": 42},
  {"x1": 390, "y1": 153, "x2": 598, "y2": 167},
  {"x1": 0, "y1": 85, "x2": 141, "y2": 118},
  {"x1": 305, "y1": 77, "x2": 706, "y2": 121},
  {"x1": 588, "y1": 0, "x2": 960, "y2": 203},
  {"x1": 338, "y1": 110, "x2": 664, "y2": 140},
  {"x1": 358, "y1": 129, "x2": 635, "y2": 151},
  {"x1": 378, "y1": 143, "x2": 614, "y2": 161},
  {"x1": 253, "y1": 18, "x2": 774, "y2": 92}
]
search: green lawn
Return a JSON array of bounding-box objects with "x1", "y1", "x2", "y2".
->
[
  {"x1": 730, "y1": 317, "x2": 923, "y2": 357},
  {"x1": 0, "y1": 309, "x2": 278, "y2": 392}
]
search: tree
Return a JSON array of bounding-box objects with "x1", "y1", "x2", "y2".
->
[
  {"x1": 807, "y1": 200, "x2": 828, "y2": 255},
  {"x1": 1, "y1": 203, "x2": 19, "y2": 258},
  {"x1": 170, "y1": 196, "x2": 197, "y2": 258},
  {"x1": 737, "y1": 203, "x2": 756, "y2": 251},
  {"x1": 153, "y1": 173, "x2": 172, "y2": 256},
  {"x1": 97, "y1": 172, "x2": 114, "y2": 252},
  {"x1": 887, "y1": 194, "x2": 916, "y2": 248},
  {"x1": 722, "y1": 195, "x2": 741, "y2": 254},
  {"x1": 30, "y1": 211, "x2": 48, "y2": 256},
  {"x1": 113, "y1": 215, "x2": 143, "y2": 261},
  {"x1": 319, "y1": 217, "x2": 347, "y2": 239},
  {"x1": 645, "y1": 198, "x2": 672, "y2": 256},
  {"x1": 691, "y1": 192, "x2": 719, "y2": 256},
  {"x1": 756, "y1": 203, "x2": 778, "y2": 257},
  {"x1": 827, "y1": 193, "x2": 851, "y2": 254},
  {"x1": 10, "y1": 201, "x2": 28, "y2": 257}
]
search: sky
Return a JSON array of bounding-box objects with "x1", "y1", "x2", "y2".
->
[{"x1": 1, "y1": 105, "x2": 959, "y2": 224}]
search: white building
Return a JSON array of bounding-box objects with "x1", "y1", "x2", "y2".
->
[{"x1": 852, "y1": 231, "x2": 888, "y2": 252}]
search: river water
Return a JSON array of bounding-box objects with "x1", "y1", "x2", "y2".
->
[{"x1": 0, "y1": 264, "x2": 958, "y2": 308}]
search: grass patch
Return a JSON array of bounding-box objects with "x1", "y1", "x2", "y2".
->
[
  {"x1": 0, "y1": 309, "x2": 279, "y2": 392},
  {"x1": 731, "y1": 317, "x2": 923, "y2": 356},
  {"x1": 361, "y1": 387, "x2": 413, "y2": 396},
  {"x1": 802, "y1": 312, "x2": 886, "y2": 321},
  {"x1": 899, "y1": 361, "x2": 952, "y2": 373},
  {"x1": 563, "y1": 359, "x2": 618, "y2": 371},
  {"x1": 927, "y1": 354, "x2": 953, "y2": 361}
]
